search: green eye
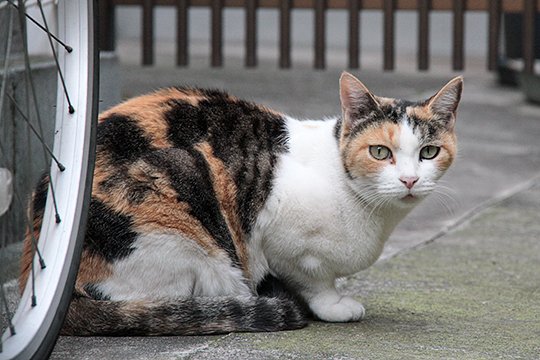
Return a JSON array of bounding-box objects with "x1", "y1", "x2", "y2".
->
[
  {"x1": 369, "y1": 145, "x2": 392, "y2": 160},
  {"x1": 420, "y1": 145, "x2": 440, "y2": 160}
]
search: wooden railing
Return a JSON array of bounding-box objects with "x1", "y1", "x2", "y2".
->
[{"x1": 98, "y1": 0, "x2": 540, "y2": 71}]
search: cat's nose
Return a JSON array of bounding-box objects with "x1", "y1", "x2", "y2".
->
[{"x1": 399, "y1": 176, "x2": 419, "y2": 189}]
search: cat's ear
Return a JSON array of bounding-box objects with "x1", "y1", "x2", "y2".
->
[
  {"x1": 339, "y1": 72, "x2": 380, "y2": 137},
  {"x1": 426, "y1": 76, "x2": 463, "y2": 128}
]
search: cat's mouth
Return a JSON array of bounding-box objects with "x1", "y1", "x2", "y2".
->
[{"x1": 400, "y1": 193, "x2": 418, "y2": 203}]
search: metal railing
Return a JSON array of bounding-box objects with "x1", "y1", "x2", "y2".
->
[{"x1": 98, "y1": 0, "x2": 540, "y2": 71}]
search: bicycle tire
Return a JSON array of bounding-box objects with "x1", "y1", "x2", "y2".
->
[{"x1": 0, "y1": 0, "x2": 98, "y2": 359}]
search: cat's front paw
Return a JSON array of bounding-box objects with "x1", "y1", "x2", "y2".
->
[{"x1": 311, "y1": 296, "x2": 365, "y2": 322}]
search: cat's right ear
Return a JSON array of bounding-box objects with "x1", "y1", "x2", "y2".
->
[
  {"x1": 339, "y1": 72, "x2": 379, "y2": 137},
  {"x1": 425, "y1": 76, "x2": 463, "y2": 129}
]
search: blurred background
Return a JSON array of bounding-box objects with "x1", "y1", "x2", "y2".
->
[
  {"x1": 63, "y1": 3, "x2": 540, "y2": 358},
  {"x1": 86, "y1": 0, "x2": 540, "y2": 258},
  {"x1": 90, "y1": 1, "x2": 540, "y2": 108},
  {"x1": 114, "y1": 6, "x2": 489, "y2": 68},
  {"x1": 2, "y1": 1, "x2": 540, "y2": 358},
  {"x1": 3, "y1": 0, "x2": 540, "y2": 264}
]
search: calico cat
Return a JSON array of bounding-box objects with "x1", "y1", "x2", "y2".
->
[{"x1": 20, "y1": 72, "x2": 462, "y2": 335}]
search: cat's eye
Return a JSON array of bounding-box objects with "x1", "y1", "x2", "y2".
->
[
  {"x1": 369, "y1": 145, "x2": 392, "y2": 160},
  {"x1": 420, "y1": 145, "x2": 440, "y2": 160}
]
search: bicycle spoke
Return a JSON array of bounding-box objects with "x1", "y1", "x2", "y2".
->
[
  {"x1": 0, "y1": 6, "x2": 16, "y2": 344},
  {"x1": 0, "y1": 143, "x2": 46, "y2": 273},
  {"x1": 16, "y1": 0, "x2": 63, "y2": 224},
  {"x1": 36, "y1": 0, "x2": 75, "y2": 114},
  {"x1": 5, "y1": 0, "x2": 72, "y2": 53},
  {"x1": 0, "y1": 284, "x2": 16, "y2": 335},
  {"x1": 1, "y1": 0, "x2": 96, "y2": 356},
  {"x1": 47, "y1": 175, "x2": 62, "y2": 224},
  {"x1": 0, "y1": 146, "x2": 47, "y2": 309},
  {"x1": 0, "y1": 3, "x2": 14, "y2": 119},
  {"x1": 6, "y1": 92, "x2": 66, "y2": 171},
  {"x1": 0, "y1": 133, "x2": 48, "y2": 252}
]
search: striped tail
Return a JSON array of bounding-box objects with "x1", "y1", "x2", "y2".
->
[{"x1": 61, "y1": 295, "x2": 307, "y2": 336}]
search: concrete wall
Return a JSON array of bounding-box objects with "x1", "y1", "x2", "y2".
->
[
  {"x1": 0, "y1": 54, "x2": 120, "y2": 245},
  {"x1": 0, "y1": 61, "x2": 57, "y2": 245}
]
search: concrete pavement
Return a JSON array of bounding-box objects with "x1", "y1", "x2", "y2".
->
[
  {"x1": 51, "y1": 178, "x2": 540, "y2": 359},
  {"x1": 50, "y1": 61, "x2": 540, "y2": 359}
]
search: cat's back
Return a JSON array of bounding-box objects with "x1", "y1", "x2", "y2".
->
[
  {"x1": 86, "y1": 87, "x2": 291, "y2": 273},
  {"x1": 97, "y1": 87, "x2": 288, "y2": 153}
]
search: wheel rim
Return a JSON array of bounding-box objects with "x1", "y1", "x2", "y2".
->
[{"x1": 0, "y1": 0, "x2": 96, "y2": 358}]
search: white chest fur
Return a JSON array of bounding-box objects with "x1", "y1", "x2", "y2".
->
[
  {"x1": 249, "y1": 117, "x2": 412, "y2": 322},
  {"x1": 251, "y1": 117, "x2": 408, "y2": 287}
]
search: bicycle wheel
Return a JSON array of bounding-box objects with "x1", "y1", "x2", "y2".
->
[{"x1": 0, "y1": 0, "x2": 97, "y2": 359}]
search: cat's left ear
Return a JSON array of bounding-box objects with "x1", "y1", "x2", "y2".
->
[{"x1": 426, "y1": 76, "x2": 463, "y2": 129}]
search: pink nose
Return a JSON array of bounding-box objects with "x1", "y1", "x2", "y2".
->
[{"x1": 400, "y1": 176, "x2": 419, "y2": 189}]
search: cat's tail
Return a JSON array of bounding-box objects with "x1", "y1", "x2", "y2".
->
[{"x1": 61, "y1": 294, "x2": 307, "y2": 336}]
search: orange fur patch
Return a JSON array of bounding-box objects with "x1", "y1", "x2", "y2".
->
[
  {"x1": 93, "y1": 157, "x2": 222, "y2": 255},
  {"x1": 99, "y1": 88, "x2": 207, "y2": 149},
  {"x1": 195, "y1": 142, "x2": 250, "y2": 277},
  {"x1": 19, "y1": 226, "x2": 39, "y2": 294},
  {"x1": 92, "y1": 153, "x2": 115, "y2": 198},
  {"x1": 259, "y1": 104, "x2": 284, "y2": 118},
  {"x1": 19, "y1": 186, "x2": 46, "y2": 294},
  {"x1": 75, "y1": 251, "x2": 113, "y2": 294},
  {"x1": 375, "y1": 96, "x2": 397, "y2": 107},
  {"x1": 406, "y1": 105, "x2": 434, "y2": 122},
  {"x1": 406, "y1": 105, "x2": 457, "y2": 170},
  {"x1": 343, "y1": 122, "x2": 401, "y2": 178},
  {"x1": 131, "y1": 194, "x2": 222, "y2": 256},
  {"x1": 436, "y1": 132, "x2": 457, "y2": 171}
]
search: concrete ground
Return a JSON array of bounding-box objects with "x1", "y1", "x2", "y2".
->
[
  {"x1": 50, "y1": 59, "x2": 540, "y2": 359},
  {"x1": 52, "y1": 181, "x2": 540, "y2": 359}
]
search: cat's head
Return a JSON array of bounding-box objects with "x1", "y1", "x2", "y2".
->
[{"x1": 338, "y1": 72, "x2": 462, "y2": 209}]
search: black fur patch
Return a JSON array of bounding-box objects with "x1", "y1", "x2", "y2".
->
[
  {"x1": 97, "y1": 114, "x2": 154, "y2": 164},
  {"x1": 202, "y1": 96, "x2": 288, "y2": 235},
  {"x1": 406, "y1": 115, "x2": 448, "y2": 145},
  {"x1": 257, "y1": 273, "x2": 310, "y2": 316},
  {"x1": 84, "y1": 200, "x2": 137, "y2": 262},
  {"x1": 32, "y1": 173, "x2": 49, "y2": 219},
  {"x1": 333, "y1": 117, "x2": 343, "y2": 140},
  {"x1": 164, "y1": 100, "x2": 207, "y2": 148},
  {"x1": 144, "y1": 148, "x2": 241, "y2": 268},
  {"x1": 84, "y1": 284, "x2": 111, "y2": 300},
  {"x1": 221, "y1": 299, "x2": 246, "y2": 327},
  {"x1": 337, "y1": 96, "x2": 453, "y2": 182},
  {"x1": 257, "y1": 273, "x2": 292, "y2": 297},
  {"x1": 347, "y1": 106, "x2": 390, "y2": 138},
  {"x1": 345, "y1": 98, "x2": 448, "y2": 145},
  {"x1": 164, "y1": 88, "x2": 289, "y2": 235}
]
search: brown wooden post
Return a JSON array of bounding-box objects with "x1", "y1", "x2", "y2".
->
[
  {"x1": 418, "y1": 0, "x2": 430, "y2": 71},
  {"x1": 383, "y1": 0, "x2": 395, "y2": 71},
  {"x1": 279, "y1": 0, "x2": 291, "y2": 68},
  {"x1": 314, "y1": 0, "x2": 327, "y2": 69},
  {"x1": 98, "y1": 0, "x2": 115, "y2": 52},
  {"x1": 487, "y1": 0, "x2": 501, "y2": 71},
  {"x1": 246, "y1": 0, "x2": 258, "y2": 67},
  {"x1": 452, "y1": 0, "x2": 465, "y2": 71},
  {"x1": 211, "y1": 0, "x2": 223, "y2": 67},
  {"x1": 348, "y1": 0, "x2": 360, "y2": 69},
  {"x1": 142, "y1": 0, "x2": 154, "y2": 65},
  {"x1": 523, "y1": 0, "x2": 538, "y2": 74},
  {"x1": 176, "y1": 0, "x2": 189, "y2": 66}
]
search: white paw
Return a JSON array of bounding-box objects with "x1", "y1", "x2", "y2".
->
[{"x1": 312, "y1": 296, "x2": 365, "y2": 322}]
